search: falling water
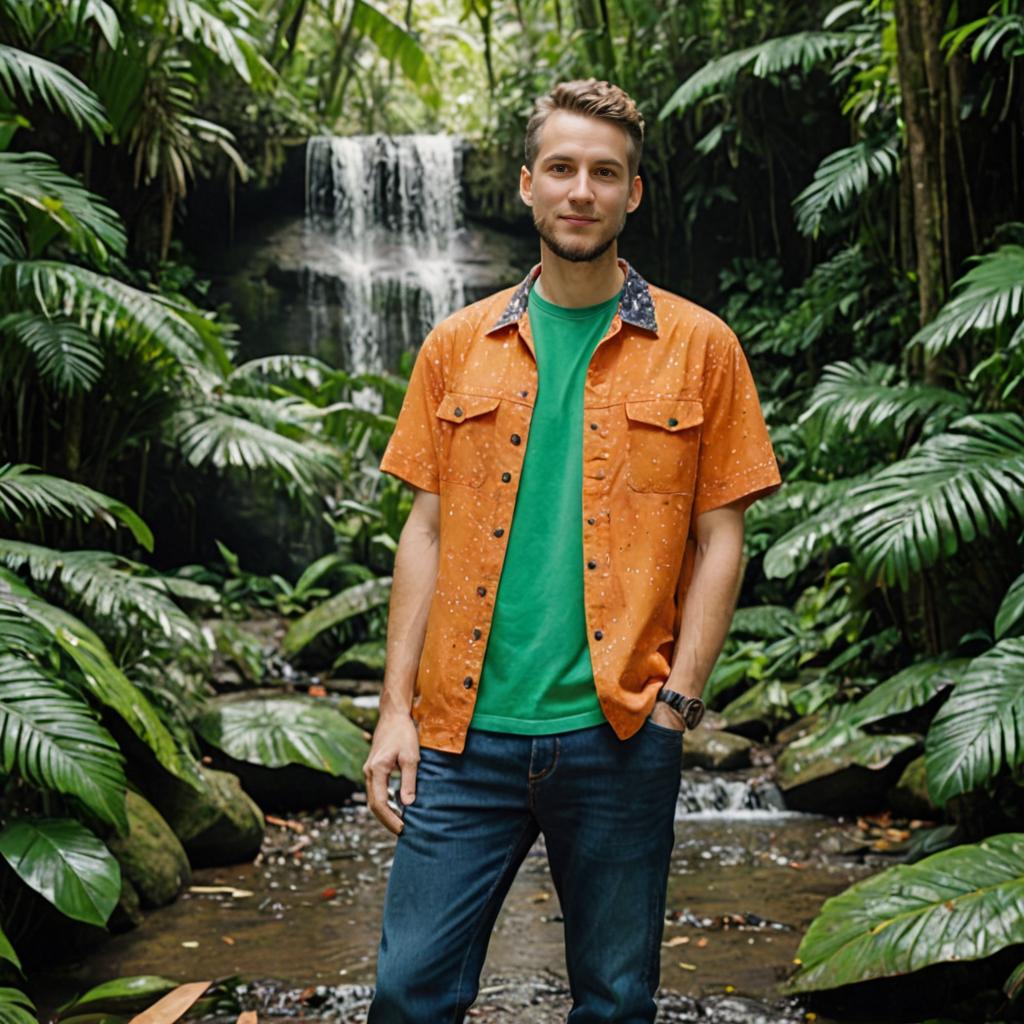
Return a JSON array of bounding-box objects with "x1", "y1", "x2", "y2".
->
[{"x1": 303, "y1": 135, "x2": 468, "y2": 392}]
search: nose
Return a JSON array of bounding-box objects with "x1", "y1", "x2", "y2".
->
[{"x1": 567, "y1": 169, "x2": 595, "y2": 204}]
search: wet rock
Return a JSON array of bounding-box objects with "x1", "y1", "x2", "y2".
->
[
  {"x1": 682, "y1": 727, "x2": 753, "y2": 770},
  {"x1": 149, "y1": 765, "x2": 265, "y2": 867},
  {"x1": 108, "y1": 875, "x2": 144, "y2": 931},
  {"x1": 887, "y1": 754, "x2": 939, "y2": 819},
  {"x1": 777, "y1": 731, "x2": 920, "y2": 815},
  {"x1": 775, "y1": 712, "x2": 825, "y2": 746},
  {"x1": 107, "y1": 790, "x2": 192, "y2": 908},
  {"x1": 336, "y1": 695, "x2": 379, "y2": 733}
]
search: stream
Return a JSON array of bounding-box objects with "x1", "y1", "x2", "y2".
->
[{"x1": 33, "y1": 766, "x2": 894, "y2": 1023}]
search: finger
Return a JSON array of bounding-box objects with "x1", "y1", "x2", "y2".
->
[
  {"x1": 369, "y1": 763, "x2": 403, "y2": 835},
  {"x1": 399, "y1": 754, "x2": 418, "y2": 805}
]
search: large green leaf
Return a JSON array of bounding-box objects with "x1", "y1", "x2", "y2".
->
[
  {"x1": 659, "y1": 31, "x2": 853, "y2": 119},
  {"x1": 0, "y1": 465, "x2": 152, "y2": 549},
  {"x1": 0, "y1": 818, "x2": 120, "y2": 927},
  {"x1": 55, "y1": 975, "x2": 180, "y2": 1016},
  {"x1": 781, "y1": 832, "x2": 1024, "y2": 992},
  {"x1": 793, "y1": 136, "x2": 900, "y2": 237},
  {"x1": 281, "y1": 577, "x2": 392, "y2": 657},
  {"x1": 909, "y1": 244, "x2": 1024, "y2": 355},
  {"x1": 0, "y1": 654, "x2": 127, "y2": 832},
  {"x1": 0, "y1": 45, "x2": 110, "y2": 140},
  {"x1": 0, "y1": 987, "x2": 35, "y2": 1024},
  {"x1": 0, "y1": 581, "x2": 200, "y2": 790},
  {"x1": 352, "y1": 1, "x2": 438, "y2": 104},
  {"x1": 0, "y1": 924, "x2": 20, "y2": 971},
  {"x1": 196, "y1": 696, "x2": 369, "y2": 780},
  {"x1": 925, "y1": 638, "x2": 1024, "y2": 805},
  {"x1": 847, "y1": 413, "x2": 1024, "y2": 589}
]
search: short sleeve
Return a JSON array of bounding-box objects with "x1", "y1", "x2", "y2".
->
[
  {"x1": 378, "y1": 329, "x2": 446, "y2": 494},
  {"x1": 693, "y1": 325, "x2": 782, "y2": 518}
]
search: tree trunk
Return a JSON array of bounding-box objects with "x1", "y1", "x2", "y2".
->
[{"x1": 893, "y1": 0, "x2": 947, "y2": 378}]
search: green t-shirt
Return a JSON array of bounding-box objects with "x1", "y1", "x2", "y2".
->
[{"x1": 469, "y1": 283, "x2": 622, "y2": 734}]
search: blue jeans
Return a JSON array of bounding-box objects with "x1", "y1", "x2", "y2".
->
[{"x1": 368, "y1": 717, "x2": 684, "y2": 1023}]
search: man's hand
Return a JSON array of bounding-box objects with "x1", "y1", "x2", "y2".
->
[
  {"x1": 363, "y1": 709, "x2": 421, "y2": 835},
  {"x1": 649, "y1": 696, "x2": 687, "y2": 733}
]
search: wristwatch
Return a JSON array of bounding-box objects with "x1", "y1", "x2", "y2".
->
[{"x1": 655, "y1": 688, "x2": 706, "y2": 729}]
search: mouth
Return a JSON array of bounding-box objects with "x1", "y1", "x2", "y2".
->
[{"x1": 560, "y1": 215, "x2": 598, "y2": 225}]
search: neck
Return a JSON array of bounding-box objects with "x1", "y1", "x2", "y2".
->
[{"x1": 534, "y1": 244, "x2": 624, "y2": 307}]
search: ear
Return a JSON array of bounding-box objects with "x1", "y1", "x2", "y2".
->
[
  {"x1": 519, "y1": 164, "x2": 534, "y2": 207},
  {"x1": 626, "y1": 173, "x2": 643, "y2": 214}
]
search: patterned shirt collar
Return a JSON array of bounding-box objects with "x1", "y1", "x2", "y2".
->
[{"x1": 486, "y1": 258, "x2": 659, "y2": 335}]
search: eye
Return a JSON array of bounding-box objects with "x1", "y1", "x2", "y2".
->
[{"x1": 550, "y1": 163, "x2": 569, "y2": 173}]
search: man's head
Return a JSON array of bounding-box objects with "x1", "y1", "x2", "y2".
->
[{"x1": 520, "y1": 79, "x2": 645, "y2": 264}]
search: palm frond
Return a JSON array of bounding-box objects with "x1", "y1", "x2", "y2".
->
[
  {"x1": 166, "y1": 0, "x2": 274, "y2": 88},
  {"x1": 0, "y1": 541, "x2": 201, "y2": 646},
  {"x1": 0, "y1": 465, "x2": 153, "y2": 549},
  {"x1": 0, "y1": 571, "x2": 200, "y2": 789},
  {"x1": 0, "y1": 653, "x2": 128, "y2": 831},
  {"x1": 230, "y1": 353, "x2": 342, "y2": 389},
  {"x1": 0, "y1": 205, "x2": 26, "y2": 259},
  {"x1": 168, "y1": 405, "x2": 345, "y2": 490},
  {"x1": 352, "y1": 0, "x2": 437, "y2": 103},
  {"x1": 909, "y1": 244, "x2": 1024, "y2": 355},
  {"x1": 925, "y1": 637, "x2": 1024, "y2": 804},
  {"x1": 794, "y1": 135, "x2": 900, "y2": 237},
  {"x1": 58, "y1": 0, "x2": 122, "y2": 49},
  {"x1": 0, "y1": 312, "x2": 104, "y2": 393},
  {"x1": 0, "y1": 152, "x2": 126, "y2": 263},
  {"x1": 0, "y1": 44, "x2": 110, "y2": 140},
  {"x1": 762, "y1": 475, "x2": 876, "y2": 579},
  {"x1": 659, "y1": 32, "x2": 854, "y2": 120},
  {"x1": 799, "y1": 359, "x2": 971, "y2": 438},
  {"x1": 847, "y1": 413, "x2": 1024, "y2": 589},
  {"x1": 995, "y1": 572, "x2": 1024, "y2": 640},
  {"x1": 0, "y1": 260, "x2": 231, "y2": 376}
]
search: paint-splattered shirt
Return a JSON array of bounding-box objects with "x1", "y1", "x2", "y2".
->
[{"x1": 378, "y1": 258, "x2": 783, "y2": 754}]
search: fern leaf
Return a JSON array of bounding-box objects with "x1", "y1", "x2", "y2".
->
[{"x1": 0, "y1": 313, "x2": 104, "y2": 393}]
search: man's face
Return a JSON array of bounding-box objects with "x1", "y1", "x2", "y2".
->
[{"x1": 520, "y1": 109, "x2": 642, "y2": 264}]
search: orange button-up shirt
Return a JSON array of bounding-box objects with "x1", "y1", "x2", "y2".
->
[{"x1": 379, "y1": 259, "x2": 783, "y2": 753}]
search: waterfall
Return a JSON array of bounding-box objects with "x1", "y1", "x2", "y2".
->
[{"x1": 303, "y1": 135, "x2": 468, "y2": 396}]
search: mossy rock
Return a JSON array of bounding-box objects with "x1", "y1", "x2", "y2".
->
[
  {"x1": 682, "y1": 728, "x2": 753, "y2": 770},
  {"x1": 146, "y1": 764, "x2": 265, "y2": 868},
  {"x1": 107, "y1": 791, "x2": 191, "y2": 909},
  {"x1": 719, "y1": 680, "x2": 799, "y2": 740}
]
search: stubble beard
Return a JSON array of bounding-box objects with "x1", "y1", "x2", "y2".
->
[{"x1": 533, "y1": 208, "x2": 628, "y2": 264}]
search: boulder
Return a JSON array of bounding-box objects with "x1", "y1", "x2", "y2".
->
[
  {"x1": 720, "y1": 680, "x2": 799, "y2": 740},
  {"x1": 682, "y1": 728, "x2": 754, "y2": 770},
  {"x1": 107, "y1": 791, "x2": 191, "y2": 909},
  {"x1": 147, "y1": 765, "x2": 265, "y2": 868}
]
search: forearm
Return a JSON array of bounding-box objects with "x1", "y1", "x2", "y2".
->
[
  {"x1": 664, "y1": 513, "x2": 746, "y2": 699},
  {"x1": 378, "y1": 501, "x2": 440, "y2": 720}
]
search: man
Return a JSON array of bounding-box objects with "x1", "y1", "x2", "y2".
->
[{"x1": 363, "y1": 79, "x2": 782, "y2": 1023}]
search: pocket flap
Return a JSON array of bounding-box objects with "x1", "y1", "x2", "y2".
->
[
  {"x1": 624, "y1": 399, "x2": 704, "y2": 431},
  {"x1": 435, "y1": 392, "x2": 501, "y2": 423}
]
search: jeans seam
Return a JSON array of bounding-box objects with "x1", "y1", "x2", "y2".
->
[{"x1": 450, "y1": 815, "x2": 537, "y2": 1022}]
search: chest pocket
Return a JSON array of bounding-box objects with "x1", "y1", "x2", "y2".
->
[
  {"x1": 435, "y1": 391, "x2": 501, "y2": 488},
  {"x1": 624, "y1": 399, "x2": 703, "y2": 494}
]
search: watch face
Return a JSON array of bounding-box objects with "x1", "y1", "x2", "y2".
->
[{"x1": 683, "y1": 699, "x2": 705, "y2": 729}]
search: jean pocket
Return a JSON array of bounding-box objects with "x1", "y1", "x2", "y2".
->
[{"x1": 643, "y1": 715, "x2": 686, "y2": 741}]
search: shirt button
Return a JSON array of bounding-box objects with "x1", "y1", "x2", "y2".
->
[
  {"x1": 590, "y1": 422, "x2": 598, "y2": 430},
  {"x1": 520, "y1": 390, "x2": 529, "y2": 398},
  {"x1": 463, "y1": 676, "x2": 474, "y2": 689},
  {"x1": 510, "y1": 434, "x2": 521, "y2": 445},
  {"x1": 472, "y1": 628, "x2": 482, "y2": 640},
  {"x1": 501, "y1": 472, "x2": 512, "y2": 483},
  {"x1": 587, "y1": 560, "x2": 597, "y2": 570},
  {"x1": 668, "y1": 417, "x2": 678, "y2": 427},
  {"x1": 454, "y1": 407, "x2": 464, "y2": 417},
  {"x1": 477, "y1": 585, "x2": 487, "y2": 597},
  {"x1": 493, "y1": 528, "x2": 505, "y2": 537},
  {"x1": 594, "y1": 630, "x2": 604, "y2": 640},
  {"x1": 587, "y1": 517, "x2": 596, "y2": 525}
]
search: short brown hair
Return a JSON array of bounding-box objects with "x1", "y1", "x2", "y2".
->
[{"x1": 525, "y1": 79, "x2": 645, "y2": 178}]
